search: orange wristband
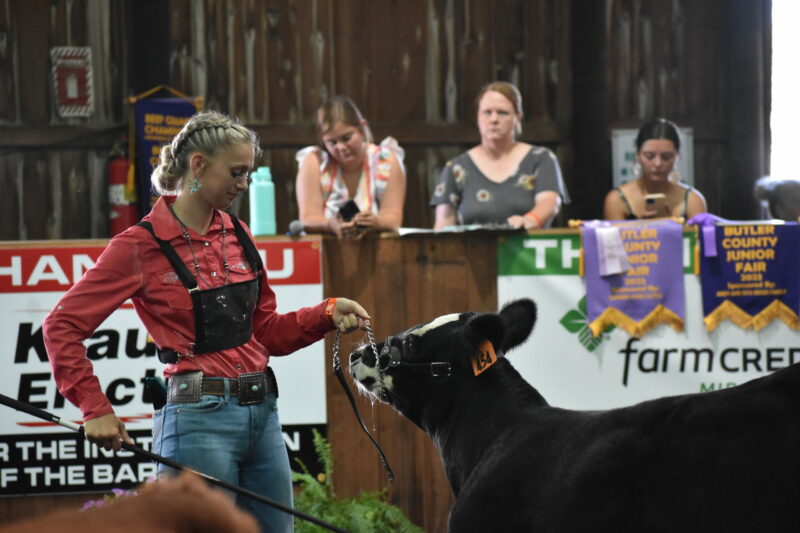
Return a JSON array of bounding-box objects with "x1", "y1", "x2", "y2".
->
[
  {"x1": 525, "y1": 210, "x2": 542, "y2": 228},
  {"x1": 324, "y1": 298, "x2": 337, "y2": 322}
]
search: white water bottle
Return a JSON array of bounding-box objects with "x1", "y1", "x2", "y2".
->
[{"x1": 249, "y1": 166, "x2": 276, "y2": 235}]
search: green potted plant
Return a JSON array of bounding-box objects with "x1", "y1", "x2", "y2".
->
[{"x1": 292, "y1": 430, "x2": 424, "y2": 533}]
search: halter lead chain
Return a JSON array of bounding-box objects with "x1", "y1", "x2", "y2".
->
[
  {"x1": 363, "y1": 323, "x2": 389, "y2": 400},
  {"x1": 332, "y1": 321, "x2": 395, "y2": 481}
]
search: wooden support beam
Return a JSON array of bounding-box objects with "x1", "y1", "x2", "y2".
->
[{"x1": 0, "y1": 125, "x2": 125, "y2": 150}]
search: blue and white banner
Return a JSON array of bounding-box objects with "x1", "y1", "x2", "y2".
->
[
  {"x1": 133, "y1": 98, "x2": 197, "y2": 216},
  {"x1": 696, "y1": 219, "x2": 800, "y2": 332}
]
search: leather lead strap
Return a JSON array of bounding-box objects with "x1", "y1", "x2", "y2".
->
[{"x1": 332, "y1": 326, "x2": 395, "y2": 482}]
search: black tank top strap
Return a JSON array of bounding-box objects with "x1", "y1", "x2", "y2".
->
[
  {"x1": 682, "y1": 186, "x2": 692, "y2": 219},
  {"x1": 615, "y1": 187, "x2": 638, "y2": 220},
  {"x1": 137, "y1": 221, "x2": 198, "y2": 291}
]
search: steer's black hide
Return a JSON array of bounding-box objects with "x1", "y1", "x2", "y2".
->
[{"x1": 349, "y1": 299, "x2": 800, "y2": 532}]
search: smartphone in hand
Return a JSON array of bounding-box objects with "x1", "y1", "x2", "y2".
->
[
  {"x1": 644, "y1": 193, "x2": 667, "y2": 215},
  {"x1": 338, "y1": 199, "x2": 360, "y2": 222}
]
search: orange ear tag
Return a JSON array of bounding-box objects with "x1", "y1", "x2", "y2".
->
[{"x1": 471, "y1": 340, "x2": 497, "y2": 376}]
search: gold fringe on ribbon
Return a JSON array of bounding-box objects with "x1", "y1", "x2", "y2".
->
[
  {"x1": 704, "y1": 299, "x2": 800, "y2": 332},
  {"x1": 126, "y1": 85, "x2": 204, "y2": 109},
  {"x1": 589, "y1": 304, "x2": 684, "y2": 338}
]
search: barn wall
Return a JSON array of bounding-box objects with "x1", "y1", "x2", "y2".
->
[
  {"x1": 572, "y1": 0, "x2": 770, "y2": 220},
  {"x1": 0, "y1": 0, "x2": 770, "y2": 239},
  {"x1": 0, "y1": 0, "x2": 128, "y2": 240},
  {"x1": 165, "y1": 0, "x2": 572, "y2": 232}
]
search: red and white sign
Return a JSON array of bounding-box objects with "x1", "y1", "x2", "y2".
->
[
  {"x1": 50, "y1": 46, "x2": 94, "y2": 117},
  {"x1": 0, "y1": 237, "x2": 325, "y2": 495}
]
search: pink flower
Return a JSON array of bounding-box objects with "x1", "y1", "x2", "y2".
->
[{"x1": 80, "y1": 488, "x2": 138, "y2": 512}]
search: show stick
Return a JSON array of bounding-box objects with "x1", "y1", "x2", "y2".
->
[{"x1": 0, "y1": 393, "x2": 349, "y2": 533}]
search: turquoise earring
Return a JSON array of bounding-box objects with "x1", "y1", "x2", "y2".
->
[{"x1": 188, "y1": 175, "x2": 203, "y2": 193}]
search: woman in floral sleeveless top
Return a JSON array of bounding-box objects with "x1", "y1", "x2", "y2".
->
[{"x1": 296, "y1": 96, "x2": 406, "y2": 240}]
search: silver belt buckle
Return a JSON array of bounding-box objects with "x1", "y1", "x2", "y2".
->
[
  {"x1": 167, "y1": 372, "x2": 202, "y2": 403},
  {"x1": 238, "y1": 372, "x2": 267, "y2": 405}
]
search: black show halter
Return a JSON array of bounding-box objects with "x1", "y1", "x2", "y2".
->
[{"x1": 377, "y1": 335, "x2": 453, "y2": 377}]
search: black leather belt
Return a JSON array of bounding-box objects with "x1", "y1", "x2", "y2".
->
[{"x1": 167, "y1": 368, "x2": 278, "y2": 405}]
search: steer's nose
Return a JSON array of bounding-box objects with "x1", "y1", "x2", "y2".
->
[{"x1": 350, "y1": 344, "x2": 379, "y2": 367}]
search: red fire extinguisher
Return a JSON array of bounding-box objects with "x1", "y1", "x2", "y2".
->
[{"x1": 108, "y1": 141, "x2": 138, "y2": 236}]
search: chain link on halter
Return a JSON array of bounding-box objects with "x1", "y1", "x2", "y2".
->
[
  {"x1": 332, "y1": 320, "x2": 377, "y2": 362},
  {"x1": 333, "y1": 320, "x2": 388, "y2": 401},
  {"x1": 331, "y1": 320, "x2": 395, "y2": 481}
]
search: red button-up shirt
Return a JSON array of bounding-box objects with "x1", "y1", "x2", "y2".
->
[{"x1": 43, "y1": 196, "x2": 334, "y2": 421}]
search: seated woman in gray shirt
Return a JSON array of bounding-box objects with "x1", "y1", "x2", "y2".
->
[{"x1": 430, "y1": 81, "x2": 569, "y2": 229}]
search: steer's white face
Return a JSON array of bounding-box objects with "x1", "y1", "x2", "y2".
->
[
  {"x1": 349, "y1": 355, "x2": 394, "y2": 401},
  {"x1": 349, "y1": 313, "x2": 463, "y2": 403},
  {"x1": 348, "y1": 299, "x2": 537, "y2": 429},
  {"x1": 409, "y1": 313, "x2": 461, "y2": 336}
]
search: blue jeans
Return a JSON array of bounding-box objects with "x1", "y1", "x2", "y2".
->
[{"x1": 152, "y1": 383, "x2": 293, "y2": 533}]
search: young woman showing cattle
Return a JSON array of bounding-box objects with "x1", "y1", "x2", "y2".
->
[{"x1": 43, "y1": 110, "x2": 370, "y2": 533}]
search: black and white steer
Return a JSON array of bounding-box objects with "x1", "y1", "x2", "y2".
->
[{"x1": 349, "y1": 299, "x2": 800, "y2": 532}]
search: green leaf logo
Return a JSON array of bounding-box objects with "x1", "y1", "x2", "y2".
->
[
  {"x1": 559, "y1": 296, "x2": 614, "y2": 353},
  {"x1": 560, "y1": 309, "x2": 585, "y2": 333}
]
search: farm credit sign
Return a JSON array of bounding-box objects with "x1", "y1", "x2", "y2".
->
[
  {"x1": 497, "y1": 232, "x2": 800, "y2": 410},
  {"x1": 0, "y1": 237, "x2": 325, "y2": 495}
]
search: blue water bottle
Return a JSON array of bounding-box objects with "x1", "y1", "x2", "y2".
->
[{"x1": 249, "y1": 166, "x2": 276, "y2": 235}]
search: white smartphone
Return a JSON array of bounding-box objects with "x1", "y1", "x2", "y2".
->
[{"x1": 645, "y1": 193, "x2": 667, "y2": 214}]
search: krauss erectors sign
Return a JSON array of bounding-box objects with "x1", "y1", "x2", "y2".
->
[
  {"x1": 0, "y1": 237, "x2": 325, "y2": 495},
  {"x1": 496, "y1": 233, "x2": 800, "y2": 411}
]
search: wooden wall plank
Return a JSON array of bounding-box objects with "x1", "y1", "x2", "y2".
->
[
  {"x1": 21, "y1": 152, "x2": 52, "y2": 239},
  {"x1": 16, "y1": 0, "x2": 49, "y2": 126},
  {"x1": 453, "y1": 0, "x2": 494, "y2": 121},
  {"x1": 725, "y1": 0, "x2": 769, "y2": 219},
  {"x1": 570, "y1": 0, "x2": 610, "y2": 222},
  {"x1": 0, "y1": 154, "x2": 21, "y2": 239},
  {"x1": 0, "y1": 0, "x2": 19, "y2": 123},
  {"x1": 363, "y1": 1, "x2": 428, "y2": 121}
]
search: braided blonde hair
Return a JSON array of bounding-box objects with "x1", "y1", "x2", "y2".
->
[{"x1": 151, "y1": 110, "x2": 262, "y2": 195}]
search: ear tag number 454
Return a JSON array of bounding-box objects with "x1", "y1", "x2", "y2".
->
[{"x1": 471, "y1": 340, "x2": 497, "y2": 376}]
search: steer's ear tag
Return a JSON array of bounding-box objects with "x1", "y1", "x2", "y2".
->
[{"x1": 471, "y1": 340, "x2": 497, "y2": 376}]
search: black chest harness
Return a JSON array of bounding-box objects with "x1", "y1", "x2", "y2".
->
[{"x1": 138, "y1": 215, "x2": 263, "y2": 360}]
